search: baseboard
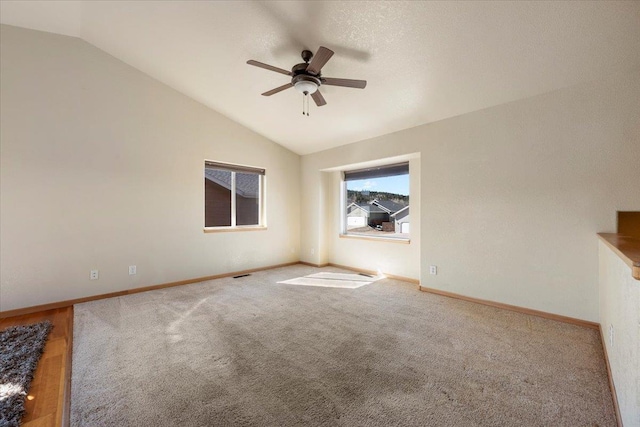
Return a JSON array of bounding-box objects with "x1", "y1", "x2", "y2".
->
[
  {"x1": 0, "y1": 261, "x2": 596, "y2": 332},
  {"x1": 599, "y1": 325, "x2": 623, "y2": 427},
  {"x1": 0, "y1": 261, "x2": 299, "y2": 318},
  {"x1": 62, "y1": 305, "x2": 74, "y2": 427},
  {"x1": 418, "y1": 285, "x2": 599, "y2": 330},
  {"x1": 327, "y1": 263, "x2": 420, "y2": 285},
  {"x1": 298, "y1": 261, "x2": 329, "y2": 268},
  {"x1": 282, "y1": 261, "x2": 420, "y2": 285}
]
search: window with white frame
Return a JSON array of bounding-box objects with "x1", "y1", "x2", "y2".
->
[
  {"x1": 204, "y1": 161, "x2": 265, "y2": 228},
  {"x1": 343, "y1": 162, "x2": 409, "y2": 239}
]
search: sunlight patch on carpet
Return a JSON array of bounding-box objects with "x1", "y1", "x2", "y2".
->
[
  {"x1": 277, "y1": 272, "x2": 385, "y2": 288},
  {"x1": 0, "y1": 382, "x2": 24, "y2": 401}
]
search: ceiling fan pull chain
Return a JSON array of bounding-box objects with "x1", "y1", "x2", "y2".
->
[{"x1": 301, "y1": 92, "x2": 310, "y2": 117}]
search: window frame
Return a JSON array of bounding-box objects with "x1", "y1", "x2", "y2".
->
[
  {"x1": 341, "y1": 162, "x2": 410, "y2": 243},
  {"x1": 203, "y1": 160, "x2": 266, "y2": 232}
]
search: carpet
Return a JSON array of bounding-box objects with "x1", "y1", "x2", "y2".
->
[
  {"x1": 277, "y1": 271, "x2": 384, "y2": 289},
  {"x1": 0, "y1": 321, "x2": 52, "y2": 427},
  {"x1": 71, "y1": 265, "x2": 616, "y2": 426}
]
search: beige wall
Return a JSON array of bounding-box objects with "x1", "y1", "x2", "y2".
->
[
  {"x1": 599, "y1": 241, "x2": 640, "y2": 425},
  {"x1": 0, "y1": 25, "x2": 301, "y2": 312},
  {"x1": 301, "y1": 70, "x2": 640, "y2": 322}
]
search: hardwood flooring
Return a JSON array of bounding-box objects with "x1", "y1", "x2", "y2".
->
[{"x1": 0, "y1": 307, "x2": 73, "y2": 427}]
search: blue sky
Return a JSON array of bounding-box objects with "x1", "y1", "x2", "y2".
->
[{"x1": 347, "y1": 174, "x2": 409, "y2": 196}]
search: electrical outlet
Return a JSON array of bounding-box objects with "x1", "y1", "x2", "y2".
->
[
  {"x1": 429, "y1": 265, "x2": 437, "y2": 275},
  {"x1": 609, "y1": 324, "x2": 614, "y2": 347},
  {"x1": 90, "y1": 270, "x2": 99, "y2": 280},
  {"x1": 129, "y1": 265, "x2": 137, "y2": 275},
  {"x1": 311, "y1": 248, "x2": 315, "y2": 255}
]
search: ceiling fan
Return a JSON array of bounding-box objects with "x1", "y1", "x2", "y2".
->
[{"x1": 247, "y1": 46, "x2": 367, "y2": 116}]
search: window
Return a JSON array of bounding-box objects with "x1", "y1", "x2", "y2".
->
[
  {"x1": 343, "y1": 162, "x2": 409, "y2": 239},
  {"x1": 204, "y1": 161, "x2": 265, "y2": 229}
]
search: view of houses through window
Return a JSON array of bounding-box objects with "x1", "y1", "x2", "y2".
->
[
  {"x1": 344, "y1": 162, "x2": 409, "y2": 239},
  {"x1": 205, "y1": 161, "x2": 264, "y2": 228}
]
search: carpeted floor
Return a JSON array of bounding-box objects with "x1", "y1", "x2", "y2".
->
[
  {"x1": 71, "y1": 265, "x2": 616, "y2": 426},
  {"x1": 0, "y1": 321, "x2": 52, "y2": 427}
]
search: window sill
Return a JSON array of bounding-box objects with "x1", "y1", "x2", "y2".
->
[
  {"x1": 204, "y1": 226, "x2": 267, "y2": 233},
  {"x1": 339, "y1": 234, "x2": 410, "y2": 244}
]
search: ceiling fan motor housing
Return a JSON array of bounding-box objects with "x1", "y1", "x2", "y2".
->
[{"x1": 292, "y1": 62, "x2": 315, "y2": 76}]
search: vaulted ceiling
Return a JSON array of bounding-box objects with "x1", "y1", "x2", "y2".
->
[{"x1": 2, "y1": 1, "x2": 639, "y2": 155}]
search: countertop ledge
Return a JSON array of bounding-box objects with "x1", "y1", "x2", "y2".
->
[{"x1": 598, "y1": 233, "x2": 640, "y2": 281}]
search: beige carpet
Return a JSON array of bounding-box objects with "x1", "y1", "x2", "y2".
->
[{"x1": 71, "y1": 264, "x2": 616, "y2": 426}]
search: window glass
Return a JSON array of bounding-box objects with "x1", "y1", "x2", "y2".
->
[
  {"x1": 205, "y1": 169, "x2": 232, "y2": 227},
  {"x1": 235, "y1": 172, "x2": 260, "y2": 226}
]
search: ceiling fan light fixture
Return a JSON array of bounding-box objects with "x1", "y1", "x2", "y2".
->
[{"x1": 294, "y1": 80, "x2": 318, "y2": 95}]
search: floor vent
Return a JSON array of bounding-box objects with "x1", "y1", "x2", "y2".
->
[{"x1": 233, "y1": 274, "x2": 251, "y2": 279}]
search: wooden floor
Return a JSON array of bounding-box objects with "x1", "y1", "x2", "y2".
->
[{"x1": 0, "y1": 307, "x2": 73, "y2": 427}]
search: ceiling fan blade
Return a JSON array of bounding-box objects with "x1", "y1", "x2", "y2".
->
[
  {"x1": 306, "y1": 46, "x2": 334, "y2": 75},
  {"x1": 311, "y1": 90, "x2": 327, "y2": 107},
  {"x1": 261, "y1": 83, "x2": 293, "y2": 96},
  {"x1": 247, "y1": 60, "x2": 292, "y2": 76},
  {"x1": 322, "y1": 77, "x2": 367, "y2": 89}
]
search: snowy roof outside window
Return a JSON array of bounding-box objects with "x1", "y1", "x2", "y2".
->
[
  {"x1": 370, "y1": 199, "x2": 405, "y2": 213},
  {"x1": 205, "y1": 169, "x2": 259, "y2": 198}
]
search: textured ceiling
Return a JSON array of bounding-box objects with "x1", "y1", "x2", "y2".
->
[{"x1": 2, "y1": 1, "x2": 639, "y2": 155}]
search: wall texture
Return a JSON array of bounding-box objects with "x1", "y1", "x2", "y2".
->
[
  {"x1": 599, "y1": 241, "x2": 639, "y2": 426},
  {"x1": 301, "y1": 70, "x2": 640, "y2": 322},
  {"x1": 0, "y1": 25, "x2": 301, "y2": 311}
]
